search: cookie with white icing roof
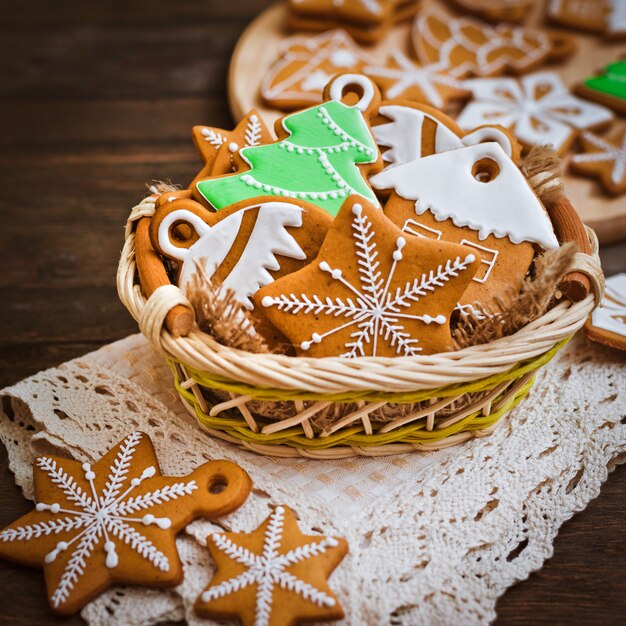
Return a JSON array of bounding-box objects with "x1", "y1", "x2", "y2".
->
[
  {"x1": 547, "y1": 0, "x2": 626, "y2": 39},
  {"x1": 370, "y1": 136, "x2": 559, "y2": 313},
  {"x1": 256, "y1": 196, "x2": 479, "y2": 358},
  {"x1": 457, "y1": 72, "x2": 614, "y2": 155},
  {"x1": 412, "y1": 8, "x2": 575, "y2": 79},
  {"x1": 150, "y1": 193, "x2": 332, "y2": 350},
  {"x1": 261, "y1": 30, "x2": 371, "y2": 111},
  {"x1": 584, "y1": 273, "x2": 626, "y2": 351},
  {"x1": 0, "y1": 432, "x2": 251, "y2": 616},
  {"x1": 195, "y1": 505, "x2": 348, "y2": 626}
]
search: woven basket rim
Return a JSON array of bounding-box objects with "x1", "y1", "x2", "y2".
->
[{"x1": 117, "y1": 193, "x2": 604, "y2": 395}]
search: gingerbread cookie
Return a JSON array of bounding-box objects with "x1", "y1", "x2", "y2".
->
[
  {"x1": 372, "y1": 100, "x2": 519, "y2": 168},
  {"x1": 412, "y1": 8, "x2": 575, "y2": 78},
  {"x1": 570, "y1": 129, "x2": 626, "y2": 196},
  {"x1": 364, "y1": 51, "x2": 470, "y2": 110},
  {"x1": 261, "y1": 30, "x2": 370, "y2": 110},
  {"x1": 191, "y1": 111, "x2": 273, "y2": 186},
  {"x1": 448, "y1": 0, "x2": 533, "y2": 23},
  {"x1": 457, "y1": 72, "x2": 614, "y2": 155},
  {"x1": 257, "y1": 196, "x2": 479, "y2": 358},
  {"x1": 150, "y1": 193, "x2": 332, "y2": 349},
  {"x1": 288, "y1": 0, "x2": 419, "y2": 45},
  {"x1": 584, "y1": 273, "x2": 626, "y2": 351},
  {"x1": 370, "y1": 139, "x2": 559, "y2": 312},
  {"x1": 575, "y1": 61, "x2": 626, "y2": 115},
  {"x1": 547, "y1": 0, "x2": 626, "y2": 39},
  {"x1": 196, "y1": 505, "x2": 347, "y2": 626},
  {"x1": 0, "y1": 432, "x2": 251, "y2": 616},
  {"x1": 194, "y1": 74, "x2": 383, "y2": 218}
]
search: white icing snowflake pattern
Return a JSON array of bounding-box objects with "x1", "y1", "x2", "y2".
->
[
  {"x1": 364, "y1": 51, "x2": 465, "y2": 108},
  {"x1": 262, "y1": 203, "x2": 476, "y2": 357},
  {"x1": 457, "y1": 72, "x2": 613, "y2": 153},
  {"x1": 0, "y1": 432, "x2": 197, "y2": 609},
  {"x1": 571, "y1": 131, "x2": 626, "y2": 186},
  {"x1": 202, "y1": 506, "x2": 339, "y2": 626}
]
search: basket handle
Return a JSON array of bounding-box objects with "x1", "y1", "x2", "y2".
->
[
  {"x1": 135, "y1": 216, "x2": 194, "y2": 337},
  {"x1": 545, "y1": 195, "x2": 592, "y2": 302}
]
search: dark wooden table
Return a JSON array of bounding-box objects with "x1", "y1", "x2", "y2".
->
[{"x1": 1, "y1": 1, "x2": 625, "y2": 624}]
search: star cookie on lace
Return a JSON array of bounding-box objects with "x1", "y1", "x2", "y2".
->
[
  {"x1": 261, "y1": 30, "x2": 370, "y2": 111},
  {"x1": 191, "y1": 111, "x2": 273, "y2": 187},
  {"x1": 457, "y1": 71, "x2": 614, "y2": 154},
  {"x1": 364, "y1": 50, "x2": 469, "y2": 109},
  {"x1": 0, "y1": 432, "x2": 252, "y2": 615},
  {"x1": 412, "y1": 8, "x2": 574, "y2": 79},
  {"x1": 570, "y1": 129, "x2": 626, "y2": 196},
  {"x1": 195, "y1": 505, "x2": 348, "y2": 626},
  {"x1": 257, "y1": 196, "x2": 479, "y2": 357}
]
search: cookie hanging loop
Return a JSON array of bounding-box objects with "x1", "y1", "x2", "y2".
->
[
  {"x1": 328, "y1": 73, "x2": 376, "y2": 113},
  {"x1": 157, "y1": 209, "x2": 212, "y2": 263}
]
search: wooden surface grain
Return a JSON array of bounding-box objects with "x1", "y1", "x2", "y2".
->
[{"x1": 0, "y1": 1, "x2": 625, "y2": 624}]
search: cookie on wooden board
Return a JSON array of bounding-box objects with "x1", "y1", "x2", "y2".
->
[
  {"x1": 457, "y1": 72, "x2": 614, "y2": 155},
  {"x1": 257, "y1": 196, "x2": 480, "y2": 358},
  {"x1": 150, "y1": 192, "x2": 332, "y2": 350},
  {"x1": 0, "y1": 432, "x2": 252, "y2": 616},
  {"x1": 575, "y1": 60, "x2": 626, "y2": 115},
  {"x1": 194, "y1": 74, "x2": 384, "y2": 218},
  {"x1": 412, "y1": 8, "x2": 576, "y2": 78},
  {"x1": 261, "y1": 30, "x2": 370, "y2": 110},
  {"x1": 584, "y1": 273, "x2": 626, "y2": 351},
  {"x1": 195, "y1": 505, "x2": 348, "y2": 626}
]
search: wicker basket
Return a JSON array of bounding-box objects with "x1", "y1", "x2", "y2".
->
[{"x1": 118, "y1": 193, "x2": 604, "y2": 459}]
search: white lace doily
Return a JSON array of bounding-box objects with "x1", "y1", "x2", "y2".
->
[{"x1": 0, "y1": 333, "x2": 625, "y2": 625}]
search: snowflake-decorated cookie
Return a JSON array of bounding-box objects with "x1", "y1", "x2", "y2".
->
[
  {"x1": 412, "y1": 8, "x2": 575, "y2": 78},
  {"x1": 370, "y1": 126, "x2": 559, "y2": 312},
  {"x1": 547, "y1": 0, "x2": 626, "y2": 39},
  {"x1": 457, "y1": 72, "x2": 614, "y2": 155},
  {"x1": 195, "y1": 505, "x2": 348, "y2": 626},
  {"x1": 372, "y1": 100, "x2": 519, "y2": 169},
  {"x1": 150, "y1": 193, "x2": 332, "y2": 350},
  {"x1": 256, "y1": 196, "x2": 480, "y2": 357},
  {"x1": 364, "y1": 51, "x2": 470, "y2": 110},
  {"x1": 195, "y1": 74, "x2": 383, "y2": 218},
  {"x1": 191, "y1": 111, "x2": 273, "y2": 187},
  {"x1": 0, "y1": 432, "x2": 252, "y2": 615},
  {"x1": 575, "y1": 61, "x2": 626, "y2": 116},
  {"x1": 570, "y1": 129, "x2": 626, "y2": 196},
  {"x1": 584, "y1": 273, "x2": 626, "y2": 351},
  {"x1": 261, "y1": 30, "x2": 370, "y2": 111}
]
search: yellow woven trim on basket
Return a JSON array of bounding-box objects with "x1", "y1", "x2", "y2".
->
[
  {"x1": 171, "y1": 339, "x2": 569, "y2": 404},
  {"x1": 178, "y1": 374, "x2": 534, "y2": 449}
]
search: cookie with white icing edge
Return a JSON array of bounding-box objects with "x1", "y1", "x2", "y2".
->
[
  {"x1": 256, "y1": 195, "x2": 479, "y2": 358},
  {"x1": 150, "y1": 193, "x2": 332, "y2": 350},
  {"x1": 195, "y1": 505, "x2": 348, "y2": 626},
  {"x1": 584, "y1": 273, "x2": 626, "y2": 351},
  {"x1": 370, "y1": 140, "x2": 559, "y2": 313},
  {"x1": 0, "y1": 432, "x2": 251, "y2": 616},
  {"x1": 547, "y1": 0, "x2": 626, "y2": 39}
]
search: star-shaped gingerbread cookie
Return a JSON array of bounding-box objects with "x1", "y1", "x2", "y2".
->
[
  {"x1": 570, "y1": 129, "x2": 626, "y2": 196},
  {"x1": 0, "y1": 432, "x2": 252, "y2": 615},
  {"x1": 195, "y1": 505, "x2": 348, "y2": 626},
  {"x1": 256, "y1": 196, "x2": 479, "y2": 358},
  {"x1": 191, "y1": 110, "x2": 273, "y2": 187}
]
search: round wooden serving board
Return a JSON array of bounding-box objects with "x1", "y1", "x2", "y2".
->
[{"x1": 228, "y1": 1, "x2": 626, "y2": 245}]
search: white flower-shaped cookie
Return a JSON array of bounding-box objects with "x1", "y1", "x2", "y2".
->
[{"x1": 457, "y1": 72, "x2": 613, "y2": 154}]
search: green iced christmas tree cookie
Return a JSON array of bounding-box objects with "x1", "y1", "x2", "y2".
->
[
  {"x1": 195, "y1": 74, "x2": 382, "y2": 217},
  {"x1": 576, "y1": 61, "x2": 626, "y2": 115}
]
